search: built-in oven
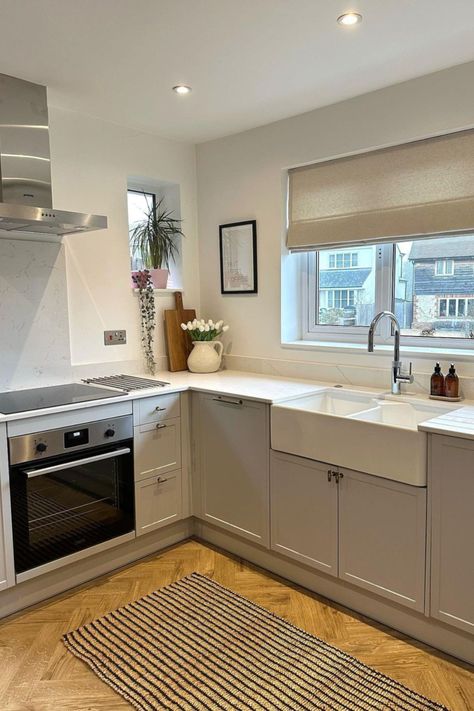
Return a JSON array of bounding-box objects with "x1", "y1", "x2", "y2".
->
[{"x1": 8, "y1": 414, "x2": 134, "y2": 581}]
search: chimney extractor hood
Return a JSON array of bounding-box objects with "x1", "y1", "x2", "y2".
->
[{"x1": 0, "y1": 74, "x2": 107, "y2": 237}]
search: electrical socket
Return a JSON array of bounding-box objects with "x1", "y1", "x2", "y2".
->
[{"x1": 104, "y1": 330, "x2": 127, "y2": 346}]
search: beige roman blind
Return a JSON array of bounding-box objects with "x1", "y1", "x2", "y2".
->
[{"x1": 287, "y1": 129, "x2": 474, "y2": 251}]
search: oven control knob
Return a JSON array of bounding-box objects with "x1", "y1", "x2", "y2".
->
[
  {"x1": 104, "y1": 428, "x2": 115, "y2": 438},
  {"x1": 36, "y1": 442, "x2": 47, "y2": 453}
]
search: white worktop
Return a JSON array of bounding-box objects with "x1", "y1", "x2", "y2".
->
[
  {"x1": 0, "y1": 370, "x2": 329, "y2": 423},
  {"x1": 1, "y1": 368, "x2": 473, "y2": 439}
]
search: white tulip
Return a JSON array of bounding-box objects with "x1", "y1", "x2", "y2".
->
[
  {"x1": 216, "y1": 320, "x2": 223, "y2": 330},
  {"x1": 222, "y1": 325, "x2": 229, "y2": 332},
  {"x1": 204, "y1": 324, "x2": 210, "y2": 332},
  {"x1": 187, "y1": 321, "x2": 193, "y2": 329},
  {"x1": 192, "y1": 319, "x2": 198, "y2": 328},
  {"x1": 208, "y1": 319, "x2": 214, "y2": 327},
  {"x1": 199, "y1": 325, "x2": 205, "y2": 332},
  {"x1": 180, "y1": 323, "x2": 187, "y2": 330}
]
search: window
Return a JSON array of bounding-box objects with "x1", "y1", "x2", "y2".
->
[
  {"x1": 127, "y1": 189, "x2": 156, "y2": 271},
  {"x1": 312, "y1": 246, "x2": 377, "y2": 328},
  {"x1": 435, "y1": 259, "x2": 454, "y2": 276},
  {"x1": 328, "y1": 252, "x2": 358, "y2": 269},
  {"x1": 304, "y1": 234, "x2": 474, "y2": 343}
]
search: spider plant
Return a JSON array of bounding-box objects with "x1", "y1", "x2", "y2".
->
[{"x1": 129, "y1": 194, "x2": 184, "y2": 270}]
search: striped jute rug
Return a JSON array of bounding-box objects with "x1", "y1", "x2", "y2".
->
[{"x1": 63, "y1": 573, "x2": 448, "y2": 711}]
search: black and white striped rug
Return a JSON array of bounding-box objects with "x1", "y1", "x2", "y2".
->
[{"x1": 63, "y1": 572, "x2": 448, "y2": 710}]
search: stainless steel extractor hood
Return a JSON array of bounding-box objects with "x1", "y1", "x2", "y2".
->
[{"x1": 0, "y1": 73, "x2": 107, "y2": 237}]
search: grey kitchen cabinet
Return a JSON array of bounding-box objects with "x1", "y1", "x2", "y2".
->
[
  {"x1": 135, "y1": 471, "x2": 182, "y2": 536},
  {"x1": 0, "y1": 423, "x2": 14, "y2": 590},
  {"x1": 194, "y1": 393, "x2": 270, "y2": 545},
  {"x1": 430, "y1": 435, "x2": 474, "y2": 634},
  {"x1": 338, "y1": 467, "x2": 426, "y2": 612},
  {"x1": 270, "y1": 451, "x2": 338, "y2": 576}
]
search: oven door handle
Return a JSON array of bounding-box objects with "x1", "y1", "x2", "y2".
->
[{"x1": 24, "y1": 447, "x2": 131, "y2": 479}]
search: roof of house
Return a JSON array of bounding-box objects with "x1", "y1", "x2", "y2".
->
[
  {"x1": 408, "y1": 236, "x2": 474, "y2": 260},
  {"x1": 319, "y1": 268, "x2": 371, "y2": 289}
]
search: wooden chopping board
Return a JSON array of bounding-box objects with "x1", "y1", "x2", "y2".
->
[{"x1": 164, "y1": 292, "x2": 196, "y2": 371}]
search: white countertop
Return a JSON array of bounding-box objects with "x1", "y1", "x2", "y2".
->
[
  {"x1": 1, "y1": 368, "x2": 473, "y2": 440},
  {"x1": 0, "y1": 370, "x2": 329, "y2": 423}
]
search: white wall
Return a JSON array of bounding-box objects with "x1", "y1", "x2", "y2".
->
[
  {"x1": 0, "y1": 106, "x2": 198, "y2": 388},
  {"x1": 50, "y1": 106, "x2": 199, "y2": 370},
  {"x1": 196, "y1": 61, "x2": 474, "y2": 391}
]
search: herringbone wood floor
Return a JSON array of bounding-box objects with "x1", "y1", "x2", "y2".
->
[{"x1": 0, "y1": 539, "x2": 472, "y2": 711}]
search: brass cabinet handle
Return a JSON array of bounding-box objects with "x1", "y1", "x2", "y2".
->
[{"x1": 327, "y1": 469, "x2": 332, "y2": 482}]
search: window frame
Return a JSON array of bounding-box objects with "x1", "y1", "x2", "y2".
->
[
  {"x1": 302, "y1": 241, "x2": 474, "y2": 351},
  {"x1": 435, "y1": 259, "x2": 454, "y2": 276}
]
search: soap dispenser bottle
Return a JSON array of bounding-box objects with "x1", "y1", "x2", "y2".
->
[
  {"x1": 445, "y1": 363, "x2": 459, "y2": 399},
  {"x1": 430, "y1": 363, "x2": 445, "y2": 397}
]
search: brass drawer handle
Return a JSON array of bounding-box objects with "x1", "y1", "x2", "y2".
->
[
  {"x1": 156, "y1": 476, "x2": 169, "y2": 484},
  {"x1": 156, "y1": 423, "x2": 167, "y2": 430},
  {"x1": 155, "y1": 406, "x2": 166, "y2": 412}
]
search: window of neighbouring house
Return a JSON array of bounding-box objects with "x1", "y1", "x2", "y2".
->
[
  {"x1": 303, "y1": 234, "x2": 474, "y2": 344},
  {"x1": 435, "y1": 259, "x2": 454, "y2": 276}
]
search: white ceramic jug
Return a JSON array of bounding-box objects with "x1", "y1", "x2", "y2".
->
[{"x1": 187, "y1": 341, "x2": 224, "y2": 373}]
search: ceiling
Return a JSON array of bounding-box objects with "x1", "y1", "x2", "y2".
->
[{"x1": 1, "y1": 0, "x2": 474, "y2": 143}]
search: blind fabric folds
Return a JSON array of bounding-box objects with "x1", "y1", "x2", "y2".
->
[{"x1": 287, "y1": 130, "x2": 474, "y2": 251}]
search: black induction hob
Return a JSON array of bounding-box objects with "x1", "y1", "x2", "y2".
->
[{"x1": 0, "y1": 383, "x2": 127, "y2": 415}]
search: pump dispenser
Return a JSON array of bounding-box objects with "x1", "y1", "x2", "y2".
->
[
  {"x1": 430, "y1": 363, "x2": 445, "y2": 397},
  {"x1": 445, "y1": 364, "x2": 459, "y2": 398}
]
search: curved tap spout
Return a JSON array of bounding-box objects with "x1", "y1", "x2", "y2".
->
[{"x1": 367, "y1": 311, "x2": 412, "y2": 394}]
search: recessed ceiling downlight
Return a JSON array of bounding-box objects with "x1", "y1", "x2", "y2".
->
[
  {"x1": 172, "y1": 85, "x2": 192, "y2": 95},
  {"x1": 337, "y1": 12, "x2": 362, "y2": 26}
]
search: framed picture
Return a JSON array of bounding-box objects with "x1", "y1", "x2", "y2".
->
[{"x1": 219, "y1": 220, "x2": 258, "y2": 294}]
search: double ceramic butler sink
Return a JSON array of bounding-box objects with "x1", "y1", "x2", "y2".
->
[{"x1": 271, "y1": 389, "x2": 455, "y2": 486}]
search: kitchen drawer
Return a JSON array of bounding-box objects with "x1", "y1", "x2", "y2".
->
[
  {"x1": 135, "y1": 471, "x2": 182, "y2": 535},
  {"x1": 134, "y1": 392, "x2": 180, "y2": 426},
  {"x1": 134, "y1": 418, "x2": 181, "y2": 481}
]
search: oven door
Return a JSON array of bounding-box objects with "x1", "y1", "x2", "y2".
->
[{"x1": 10, "y1": 442, "x2": 134, "y2": 575}]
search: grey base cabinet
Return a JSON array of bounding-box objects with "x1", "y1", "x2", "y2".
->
[
  {"x1": 338, "y1": 468, "x2": 426, "y2": 612},
  {"x1": 133, "y1": 395, "x2": 183, "y2": 537},
  {"x1": 430, "y1": 435, "x2": 474, "y2": 634},
  {"x1": 194, "y1": 393, "x2": 269, "y2": 546},
  {"x1": 269, "y1": 451, "x2": 426, "y2": 611},
  {"x1": 270, "y1": 451, "x2": 337, "y2": 575}
]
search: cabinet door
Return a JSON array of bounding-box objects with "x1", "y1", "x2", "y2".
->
[
  {"x1": 270, "y1": 452, "x2": 338, "y2": 576},
  {"x1": 338, "y1": 469, "x2": 426, "y2": 612},
  {"x1": 430, "y1": 435, "x2": 474, "y2": 634},
  {"x1": 135, "y1": 472, "x2": 182, "y2": 536},
  {"x1": 134, "y1": 418, "x2": 181, "y2": 482},
  {"x1": 196, "y1": 393, "x2": 269, "y2": 545}
]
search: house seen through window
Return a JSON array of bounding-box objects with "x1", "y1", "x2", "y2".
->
[{"x1": 309, "y1": 234, "x2": 474, "y2": 341}]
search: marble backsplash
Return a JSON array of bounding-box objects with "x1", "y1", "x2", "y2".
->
[
  {"x1": 0, "y1": 238, "x2": 72, "y2": 390},
  {"x1": 223, "y1": 353, "x2": 474, "y2": 400}
]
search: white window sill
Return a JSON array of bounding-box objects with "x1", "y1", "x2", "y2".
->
[{"x1": 282, "y1": 339, "x2": 474, "y2": 361}]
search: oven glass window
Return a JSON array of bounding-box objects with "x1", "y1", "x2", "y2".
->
[{"x1": 11, "y1": 445, "x2": 134, "y2": 574}]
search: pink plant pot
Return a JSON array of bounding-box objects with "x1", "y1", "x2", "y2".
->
[
  {"x1": 150, "y1": 268, "x2": 169, "y2": 289},
  {"x1": 131, "y1": 268, "x2": 169, "y2": 289}
]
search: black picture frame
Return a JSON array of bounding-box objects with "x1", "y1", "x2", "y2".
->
[{"x1": 219, "y1": 220, "x2": 258, "y2": 294}]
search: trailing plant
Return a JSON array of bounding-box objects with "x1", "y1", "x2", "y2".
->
[
  {"x1": 132, "y1": 270, "x2": 156, "y2": 374},
  {"x1": 180, "y1": 318, "x2": 229, "y2": 341},
  {"x1": 129, "y1": 194, "x2": 184, "y2": 270}
]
